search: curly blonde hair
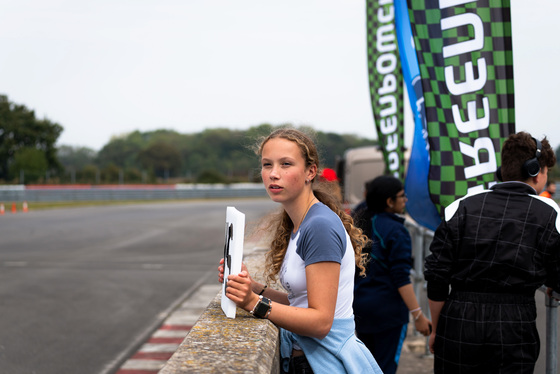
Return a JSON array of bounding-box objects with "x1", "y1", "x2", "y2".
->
[{"x1": 256, "y1": 127, "x2": 368, "y2": 285}]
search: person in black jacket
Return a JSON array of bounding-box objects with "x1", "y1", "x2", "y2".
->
[{"x1": 424, "y1": 131, "x2": 560, "y2": 373}]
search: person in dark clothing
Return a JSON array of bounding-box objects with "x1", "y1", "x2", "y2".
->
[
  {"x1": 350, "y1": 179, "x2": 375, "y2": 250},
  {"x1": 425, "y1": 131, "x2": 560, "y2": 374},
  {"x1": 353, "y1": 175, "x2": 431, "y2": 374}
]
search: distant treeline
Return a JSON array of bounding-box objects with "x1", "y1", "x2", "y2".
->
[
  {"x1": 56, "y1": 125, "x2": 378, "y2": 184},
  {"x1": 3, "y1": 94, "x2": 559, "y2": 185},
  {"x1": 0, "y1": 93, "x2": 378, "y2": 184}
]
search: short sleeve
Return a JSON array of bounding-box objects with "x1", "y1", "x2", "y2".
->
[{"x1": 296, "y1": 205, "x2": 346, "y2": 266}]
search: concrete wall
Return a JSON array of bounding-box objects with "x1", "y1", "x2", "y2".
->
[{"x1": 159, "y1": 248, "x2": 281, "y2": 374}]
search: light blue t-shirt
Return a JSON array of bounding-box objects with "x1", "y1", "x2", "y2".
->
[{"x1": 279, "y1": 202, "x2": 355, "y2": 319}]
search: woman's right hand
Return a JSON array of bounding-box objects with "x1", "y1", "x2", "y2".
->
[
  {"x1": 225, "y1": 270, "x2": 259, "y2": 312},
  {"x1": 218, "y1": 259, "x2": 252, "y2": 284}
]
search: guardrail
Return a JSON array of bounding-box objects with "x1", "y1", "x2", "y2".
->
[
  {"x1": 542, "y1": 286, "x2": 559, "y2": 374},
  {"x1": 405, "y1": 221, "x2": 433, "y2": 358},
  {"x1": 0, "y1": 183, "x2": 268, "y2": 202}
]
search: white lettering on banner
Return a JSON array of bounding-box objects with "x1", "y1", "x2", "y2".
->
[
  {"x1": 452, "y1": 97, "x2": 489, "y2": 133},
  {"x1": 380, "y1": 115, "x2": 397, "y2": 134},
  {"x1": 388, "y1": 153, "x2": 399, "y2": 177},
  {"x1": 375, "y1": 0, "x2": 400, "y2": 175},
  {"x1": 377, "y1": 25, "x2": 396, "y2": 48},
  {"x1": 445, "y1": 59, "x2": 487, "y2": 95},
  {"x1": 379, "y1": 95, "x2": 397, "y2": 117},
  {"x1": 441, "y1": 13, "x2": 483, "y2": 58},
  {"x1": 378, "y1": 4, "x2": 394, "y2": 23},
  {"x1": 376, "y1": 53, "x2": 397, "y2": 74},
  {"x1": 459, "y1": 138, "x2": 497, "y2": 179},
  {"x1": 386, "y1": 135, "x2": 400, "y2": 178},
  {"x1": 386, "y1": 133, "x2": 398, "y2": 151},
  {"x1": 379, "y1": 73, "x2": 397, "y2": 95},
  {"x1": 440, "y1": 0, "x2": 497, "y2": 192}
]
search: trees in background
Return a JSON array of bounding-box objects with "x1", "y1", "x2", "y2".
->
[
  {"x1": 53, "y1": 125, "x2": 560, "y2": 185},
  {"x1": 138, "y1": 141, "x2": 182, "y2": 179},
  {"x1": 0, "y1": 95, "x2": 63, "y2": 183},
  {"x1": 0, "y1": 109, "x2": 379, "y2": 185},
  {"x1": 53, "y1": 124, "x2": 377, "y2": 184},
  {"x1": 2, "y1": 94, "x2": 559, "y2": 185}
]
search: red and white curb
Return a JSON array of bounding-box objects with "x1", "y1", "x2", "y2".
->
[{"x1": 115, "y1": 284, "x2": 222, "y2": 374}]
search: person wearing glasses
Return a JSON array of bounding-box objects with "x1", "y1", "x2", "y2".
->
[
  {"x1": 219, "y1": 127, "x2": 382, "y2": 374},
  {"x1": 425, "y1": 132, "x2": 560, "y2": 373},
  {"x1": 352, "y1": 175, "x2": 431, "y2": 374}
]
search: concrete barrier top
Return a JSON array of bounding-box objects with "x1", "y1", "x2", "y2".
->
[{"x1": 159, "y1": 247, "x2": 281, "y2": 374}]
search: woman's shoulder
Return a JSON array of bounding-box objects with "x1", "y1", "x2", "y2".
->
[
  {"x1": 302, "y1": 203, "x2": 346, "y2": 236},
  {"x1": 306, "y1": 202, "x2": 341, "y2": 224},
  {"x1": 297, "y1": 203, "x2": 348, "y2": 260}
]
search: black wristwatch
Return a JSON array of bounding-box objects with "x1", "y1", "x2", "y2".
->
[{"x1": 250, "y1": 295, "x2": 272, "y2": 319}]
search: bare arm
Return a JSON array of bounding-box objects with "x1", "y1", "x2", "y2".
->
[
  {"x1": 251, "y1": 280, "x2": 290, "y2": 305},
  {"x1": 225, "y1": 261, "x2": 340, "y2": 339},
  {"x1": 397, "y1": 283, "x2": 432, "y2": 336},
  {"x1": 428, "y1": 299, "x2": 445, "y2": 354}
]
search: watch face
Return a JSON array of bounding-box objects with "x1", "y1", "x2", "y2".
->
[{"x1": 254, "y1": 297, "x2": 271, "y2": 318}]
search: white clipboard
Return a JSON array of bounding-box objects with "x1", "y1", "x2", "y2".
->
[{"x1": 221, "y1": 206, "x2": 245, "y2": 318}]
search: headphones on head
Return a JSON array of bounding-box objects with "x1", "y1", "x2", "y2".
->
[
  {"x1": 523, "y1": 137, "x2": 542, "y2": 178},
  {"x1": 496, "y1": 137, "x2": 542, "y2": 181}
]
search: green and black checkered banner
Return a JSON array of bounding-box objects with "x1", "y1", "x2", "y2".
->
[
  {"x1": 367, "y1": 0, "x2": 405, "y2": 180},
  {"x1": 407, "y1": 0, "x2": 515, "y2": 216}
]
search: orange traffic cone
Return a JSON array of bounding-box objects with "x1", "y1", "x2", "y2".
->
[
  {"x1": 11, "y1": 202, "x2": 16, "y2": 213},
  {"x1": 0, "y1": 203, "x2": 4, "y2": 215},
  {"x1": 23, "y1": 201, "x2": 28, "y2": 213}
]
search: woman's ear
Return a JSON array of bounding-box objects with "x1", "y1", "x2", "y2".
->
[{"x1": 307, "y1": 165, "x2": 317, "y2": 182}]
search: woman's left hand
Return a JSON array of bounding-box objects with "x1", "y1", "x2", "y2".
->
[{"x1": 414, "y1": 313, "x2": 432, "y2": 336}]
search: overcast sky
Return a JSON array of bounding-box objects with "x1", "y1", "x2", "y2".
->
[{"x1": 1, "y1": 1, "x2": 558, "y2": 151}]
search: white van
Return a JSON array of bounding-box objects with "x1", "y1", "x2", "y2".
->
[{"x1": 336, "y1": 146, "x2": 410, "y2": 207}]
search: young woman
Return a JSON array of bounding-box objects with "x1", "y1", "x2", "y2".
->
[
  {"x1": 353, "y1": 175, "x2": 431, "y2": 374},
  {"x1": 219, "y1": 128, "x2": 382, "y2": 374}
]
